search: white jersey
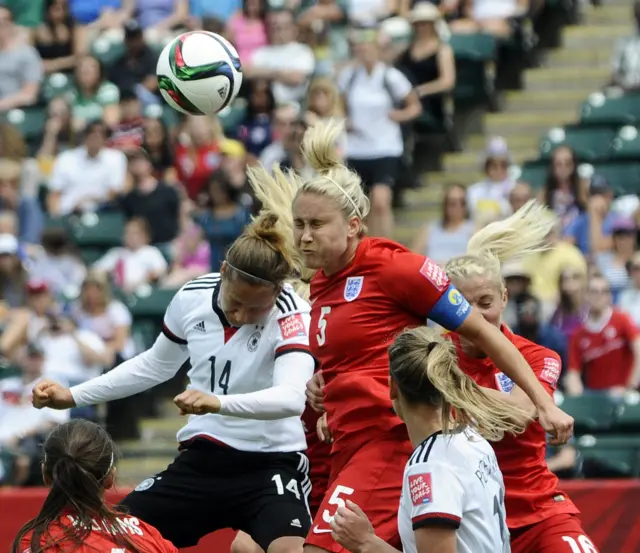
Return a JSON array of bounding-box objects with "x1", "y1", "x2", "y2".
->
[
  {"x1": 399, "y1": 430, "x2": 510, "y2": 553},
  {"x1": 161, "y1": 274, "x2": 312, "y2": 452}
]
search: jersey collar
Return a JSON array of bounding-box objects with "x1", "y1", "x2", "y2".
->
[{"x1": 211, "y1": 279, "x2": 231, "y2": 327}]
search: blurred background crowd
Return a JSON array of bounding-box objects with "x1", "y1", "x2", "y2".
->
[{"x1": 0, "y1": 0, "x2": 639, "y2": 487}]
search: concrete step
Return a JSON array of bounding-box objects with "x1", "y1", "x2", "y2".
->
[
  {"x1": 505, "y1": 89, "x2": 587, "y2": 112},
  {"x1": 564, "y1": 24, "x2": 631, "y2": 48},
  {"x1": 118, "y1": 439, "x2": 178, "y2": 459},
  {"x1": 139, "y1": 417, "x2": 183, "y2": 442},
  {"x1": 393, "y1": 224, "x2": 425, "y2": 246},
  {"x1": 484, "y1": 110, "x2": 576, "y2": 137},
  {"x1": 442, "y1": 148, "x2": 531, "y2": 173},
  {"x1": 524, "y1": 66, "x2": 610, "y2": 91},
  {"x1": 466, "y1": 133, "x2": 540, "y2": 151},
  {"x1": 584, "y1": 4, "x2": 630, "y2": 25},
  {"x1": 116, "y1": 457, "x2": 174, "y2": 487},
  {"x1": 546, "y1": 47, "x2": 613, "y2": 69}
]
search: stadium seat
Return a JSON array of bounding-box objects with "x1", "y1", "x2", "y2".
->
[
  {"x1": 556, "y1": 394, "x2": 621, "y2": 433},
  {"x1": 91, "y1": 38, "x2": 126, "y2": 66},
  {"x1": 512, "y1": 161, "x2": 548, "y2": 189},
  {"x1": 579, "y1": 92, "x2": 640, "y2": 127},
  {"x1": 5, "y1": 106, "x2": 46, "y2": 143},
  {"x1": 610, "y1": 125, "x2": 640, "y2": 161},
  {"x1": 41, "y1": 72, "x2": 73, "y2": 102},
  {"x1": 539, "y1": 126, "x2": 616, "y2": 162},
  {"x1": 615, "y1": 398, "x2": 640, "y2": 432},
  {"x1": 450, "y1": 33, "x2": 497, "y2": 106},
  {"x1": 68, "y1": 211, "x2": 125, "y2": 250},
  {"x1": 128, "y1": 288, "x2": 178, "y2": 319},
  {"x1": 131, "y1": 319, "x2": 162, "y2": 351},
  {"x1": 577, "y1": 435, "x2": 640, "y2": 478},
  {"x1": 80, "y1": 247, "x2": 106, "y2": 266},
  {"x1": 219, "y1": 100, "x2": 247, "y2": 135},
  {"x1": 585, "y1": 162, "x2": 640, "y2": 196}
]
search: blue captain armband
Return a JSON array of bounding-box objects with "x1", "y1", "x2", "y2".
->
[{"x1": 428, "y1": 284, "x2": 471, "y2": 331}]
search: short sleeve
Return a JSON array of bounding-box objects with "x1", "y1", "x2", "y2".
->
[
  {"x1": 77, "y1": 329, "x2": 107, "y2": 354},
  {"x1": 107, "y1": 301, "x2": 133, "y2": 327},
  {"x1": 93, "y1": 249, "x2": 119, "y2": 272},
  {"x1": 134, "y1": 518, "x2": 179, "y2": 553},
  {"x1": 620, "y1": 312, "x2": 640, "y2": 341},
  {"x1": 289, "y1": 45, "x2": 315, "y2": 74},
  {"x1": 378, "y1": 252, "x2": 471, "y2": 331},
  {"x1": 97, "y1": 82, "x2": 120, "y2": 105},
  {"x1": 525, "y1": 346, "x2": 562, "y2": 394},
  {"x1": 337, "y1": 65, "x2": 354, "y2": 94},
  {"x1": 567, "y1": 331, "x2": 583, "y2": 373},
  {"x1": 386, "y1": 67, "x2": 413, "y2": 102},
  {"x1": 273, "y1": 287, "x2": 312, "y2": 358},
  {"x1": 405, "y1": 461, "x2": 463, "y2": 530},
  {"x1": 22, "y1": 46, "x2": 44, "y2": 84},
  {"x1": 162, "y1": 289, "x2": 187, "y2": 345},
  {"x1": 144, "y1": 246, "x2": 169, "y2": 273}
]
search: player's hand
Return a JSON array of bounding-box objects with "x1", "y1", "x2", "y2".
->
[
  {"x1": 538, "y1": 402, "x2": 573, "y2": 446},
  {"x1": 330, "y1": 501, "x2": 376, "y2": 553},
  {"x1": 317, "y1": 412, "x2": 332, "y2": 444},
  {"x1": 306, "y1": 371, "x2": 325, "y2": 412},
  {"x1": 32, "y1": 379, "x2": 76, "y2": 410},
  {"x1": 174, "y1": 390, "x2": 221, "y2": 415}
]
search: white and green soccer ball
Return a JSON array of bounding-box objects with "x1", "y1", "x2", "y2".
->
[{"x1": 156, "y1": 31, "x2": 243, "y2": 116}]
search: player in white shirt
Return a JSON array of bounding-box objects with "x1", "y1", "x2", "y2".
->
[
  {"x1": 330, "y1": 327, "x2": 533, "y2": 553},
  {"x1": 31, "y1": 213, "x2": 316, "y2": 553}
]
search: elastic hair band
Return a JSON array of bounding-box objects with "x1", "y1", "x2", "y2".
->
[
  {"x1": 323, "y1": 175, "x2": 363, "y2": 219},
  {"x1": 226, "y1": 262, "x2": 277, "y2": 286}
]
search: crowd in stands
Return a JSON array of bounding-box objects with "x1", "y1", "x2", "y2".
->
[{"x1": 0, "y1": 0, "x2": 639, "y2": 485}]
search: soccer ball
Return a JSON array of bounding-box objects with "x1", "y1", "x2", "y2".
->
[{"x1": 156, "y1": 31, "x2": 243, "y2": 116}]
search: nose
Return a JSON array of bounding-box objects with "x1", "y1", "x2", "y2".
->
[{"x1": 301, "y1": 226, "x2": 313, "y2": 243}]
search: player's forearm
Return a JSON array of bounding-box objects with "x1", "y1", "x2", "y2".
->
[
  {"x1": 218, "y1": 384, "x2": 306, "y2": 420},
  {"x1": 71, "y1": 335, "x2": 187, "y2": 406},
  {"x1": 360, "y1": 534, "x2": 402, "y2": 553}
]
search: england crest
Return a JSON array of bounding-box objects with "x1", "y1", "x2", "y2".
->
[{"x1": 344, "y1": 276, "x2": 364, "y2": 302}]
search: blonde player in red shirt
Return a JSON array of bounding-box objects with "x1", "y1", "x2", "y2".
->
[
  {"x1": 13, "y1": 419, "x2": 176, "y2": 553},
  {"x1": 242, "y1": 119, "x2": 573, "y2": 553},
  {"x1": 442, "y1": 214, "x2": 600, "y2": 553}
]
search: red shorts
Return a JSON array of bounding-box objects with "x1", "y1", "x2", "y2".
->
[
  {"x1": 510, "y1": 513, "x2": 599, "y2": 553},
  {"x1": 305, "y1": 435, "x2": 412, "y2": 553}
]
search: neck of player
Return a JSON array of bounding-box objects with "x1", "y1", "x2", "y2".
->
[{"x1": 402, "y1": 404, "x2": 443, "y2": 449}]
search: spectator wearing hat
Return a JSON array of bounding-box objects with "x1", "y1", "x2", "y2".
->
[
  {"x1": 0, "y1": 4, "x2": 44, "y2": 112},
  {"x1": 47, "y1": 120, "x2": 127, "y2": 216},
  {"x1": 618, "y1": 251, "x2": 640, "y2": 328},
  {"x1": 594, "y1": 216, "x2": 638, "y2": 303},
  {"x1": 396, "y1": 3, "x2": 455, "y2": 129},
  {"x1": 564, "y1": 174, "x2": 618, "y2": 256},
  {"x1": 119, "y1": 147, "x2": 180, "y2": 245},
  {"x1": 466, "y1": 137, "x2": 516, "y2": 222},
  {"x1": 501, "y1": 260, "x2": 532, "y2": 328},
  {"x1": 107, "y1": 20, "x2": 159, "y2": 107}
]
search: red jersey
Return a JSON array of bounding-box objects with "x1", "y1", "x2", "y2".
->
[
  {"x1": 568, "y1": 308, "x2": 639, "y2": 390},
  {"x1": 309, "y1": 237, "x2": 471, "y2": 455},
  {"x1": 20, "y1": 511, "x2": 177, "y2": 553},
  {"x1": 174, "y1": 142, "x2": 222, "y2": 200},
  {"x1": 452, "y1": 325, "x2": 579, "y2": 529}
]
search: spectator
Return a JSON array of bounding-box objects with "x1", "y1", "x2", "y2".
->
[
  {"x1": 281, "y1": 118, "x2": 314, "y2": 177},
  {"x1": 190, "y1": 0, "x2": 241, "y2": 25},
  {"x1": 27, "y1": 228, "x2": 87, "y2": 298},
  {"x1": 508, "y1": 181, "x2": 532, "y2": 213},
  {"x1": 162, "y1": 221, "x2": 210, "y2": 288},
  {"x1": 2, "y1": 0, "x2": 46, "y2": 42},
  {"x1": 304, "y1": 77, "x2": 347, "y2": 154},
  {"x1": 47, "y1": 121, "x2": 127, "y2": 216},
  {"x1": 107, "y1": 19, "x2": 159, "y2": 107},
  {"x1": 71, "y1": 272, "x2": 135, "y2": 362},
  {"x1": 619, "y1": 251, "x2": 640, "y2": 328},
  {"x1": 193, "y1": 169, "x2": 251, "y2": 271},
  {"x1": 0, "y1": 234, "x2": 28, "y2": 309},
  {"x1": 0, "y1": 343, "x2": 68, "y2": 486},
  {"x1": 410, "y1": 183, "x2": 474, "y2": 264},
  {"x1": 34, "y1": 0, "x2": 79, "y2": 75},
  {"x1": 0, "y1": 5, "x2": 44, "y2": 112},
  {"x1": 466, "y1": 137, "x2": 515, "y2": 222},
  {"x1": 226, "y1": 0, "x2": 268, "y2": 64},
  {"x1": 564, "y1": 175, "x2": 617, "y2": 256},
  {"x1": 449, "y1": 0, "x2": 526, "y2": 37},
  {"x1": 93, "y1": 217, "x2": 168, "y2": 294},
  {"x1": 142, "y1": 116, "x2": 175, "y2": 182},
  {"x1": 0, "y1": 160, "x2": 44, "y2": 249},
  {"x1": 68, "y1": 54, "x2": 120, "y2": 131},
  {"x1": 549, "y1": 268, "x2": 588, "y2": 345},
  {"x1": 107, "y1": 89, "x2": 145, "y2": 153},
  {"x1": 37, "y1": 97, "x2": 76, "y2": 173},
  {"x1": 347, "y1": 0, "x2": 398, "y2": 24},
  {"x1": 71, "y1": 0, "x2": 133, "y2": 52},
  {"x1": 119, "y1": 147, "x2": 180, "y2": 245},
  {"x1": 396, "y1": 3, "x2": 455, "y2": 129},
  {"x1": 131, "y1": 0, "x2": 189, "y2": 43},
  {"x1": 219, "y1": 139, "x2": 254, "y2": 210},
  {"x1": 236, "y1": 79, "x2": 276, "y2": 162},
  {"x1": 296, "y1": 0, "x2": 349, "y2": 69},
  {"x1": 245, "y1": 9, "x2": 316, "y2": 104},
  {"x1": 546, "y1": 440, "x2": 581, "y2": 479},
  {"x1": 609, "y1": 0, "x2": 640, "y2": 93},
  {"x1": 258, "y1": 102, "x2": 298, "y2": 171},
  {"x1": 174, "y1": 115, "x2": 224, "y2": 203},
  {"x1": 564, "y1": 275, "x2": 640, "y2": 397},
  {"x1": 594, "y1": 216, "x2": 637, "y2": 302},
  {"x1": 501, "y1": 261, "x2": 531, "y2": 328},
  {"x1": 339, "y1": 25, "x2": 421, "y2": 237},
  {"x1": 539, "y1": 145, "x2": 588, "y2": 230}
]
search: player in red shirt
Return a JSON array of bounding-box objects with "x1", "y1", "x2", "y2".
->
[
  {"x1": 442, "y1": 219, "x2": 599, "y2": 553},
  {"x1": 13, "y1": 419, "x2": 176, "y2": 553},
  {"x1": 245, "y1": 119, "x2": 573, "y2": 553},
  {"x1": 565, "y1": 274, "x2": 640, "y2": 395}
]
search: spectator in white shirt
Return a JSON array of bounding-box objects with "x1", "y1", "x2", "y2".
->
[
  {"x1": 93, "y1": 217, "x2": 168, "y2": 294},
  {"x1": 244, "y1": 9, "x2": 315, "y2": 105},
  {"x1": 0, "y1": 343, "x2": 68, "y2": 485},
  {"x1": 47, "y1": 121, "x2": 127, "y2": 216},
  {"x1": 618, "y1": 251, "x2": 640, "y2": 327}
]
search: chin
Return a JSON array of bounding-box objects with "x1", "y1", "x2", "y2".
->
[{"x1": 301, "y1": 253, "x2": 323, "y2": 270}]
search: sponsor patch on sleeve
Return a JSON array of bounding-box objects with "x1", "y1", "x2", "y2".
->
[
  {"x1": 279, "y1": 314, "x2": 307, "y2": 340},
  {"x1": 419, "y1": 258, "x2": 449, "y2": 292},
  {"x1": 409, "y1": 473, "x2": 433, "y2": 506},
  {"x1": 540, "y1": 357, "x2": 561, "y2": 388}
]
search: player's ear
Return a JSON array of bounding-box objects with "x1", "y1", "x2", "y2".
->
[
  {"x1": 346, "y1": 216, "x2": 360, "y2": 239},
  {"x1": 41, "y1": 462, "x2": 52, "y2": 487},
  {"x1": 388, "y1": 376, "x2": 398, "y2": 400},
  {"x1": 220, "y1": 261, "x2": 228, "y2": 277},
  {"x1": 103, "y1": 467, "x2": 116, "y2": 491}
]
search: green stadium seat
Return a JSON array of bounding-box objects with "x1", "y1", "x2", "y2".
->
[
  {"x1": 585, "y1": 162, "x2": 640, "y2": 196},
  {"x1": 580, "y1": 92, "x2": 640, "y2": 127},
  {"x1": 450, "y1": 33, "x2": 496, "y2": 61},
  {"x1": 577, "y1": 435, "x2": 640, "y2": 478},
  {"x1": 5, "y1": 106, "x2": 47, "y2": 143},
  {"x1": 539, "y1": 126, "x2": 616, "y2": 162},
  {"x1": 128, "y1": 288, "x2": 178, "y2": 319},
  {"x1": 615, "y1": 397, "x2": 640, "y2": 432},
  {"x1": 610, "y1": 125, "x2": 640, "y2": 161},
  {"x1": 41, "y1": 72, "x2": 73, "y2": 102},
  {"x1": 219, "y1": 100, "x2": 247, "y2": 135},
  {"x1": 512, "y1": 161, "x2": 548, "y2": 189},
  {"x1": 556, "y1": 394, "x2": 621, "y2": 433},
  {"x1": 132, "y1": 319, "x2": 162, "y2": 351},
  {"x1": 69, "y1": 212, "x2": 125, "y2": 250},
  {"x1": 91, "y1": 38, "x2": 126, "y2": 66},
  {"x1": 450, "y1": 33, "x2": 496, "y2": 105},
  {"x1": 80, "y1": 247, "x2": 106, "y2": 266}
]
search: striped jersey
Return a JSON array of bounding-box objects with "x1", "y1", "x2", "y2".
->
[
  {"x1": 399, "y1": 430, "x2": 510, "y2": 553},
  {"x1": 162, "y1": 273, "x2": 312, "y2": 452}
]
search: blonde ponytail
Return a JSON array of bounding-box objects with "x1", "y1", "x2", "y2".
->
[
  {"x1": 389, "y1": 327, "x2": 532, "y2": 441},
  {"x1": 302, "y1": 118, "x2": 344, "y2": 174}
]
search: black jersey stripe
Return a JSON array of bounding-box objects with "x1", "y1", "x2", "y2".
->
[
  {"x1": 182, "y1": 285, "x2": 218, "y2": 292},
  {"x1": 409, "y1": 431, "x2": 441, "y2": 466},
  {"x1": 281, "y1": 289, "x2": 298, "y2": 310},
  {"x1": 275, "y1": 298, "x2": 287, "y2": 314},
  {"x1": 278, "y1": 292, "x2": 293, "y2": 312}
]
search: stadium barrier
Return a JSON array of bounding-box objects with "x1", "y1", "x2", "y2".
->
[{"x1": 1, "y1": 481, "x2": 639, "y2": 552}]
